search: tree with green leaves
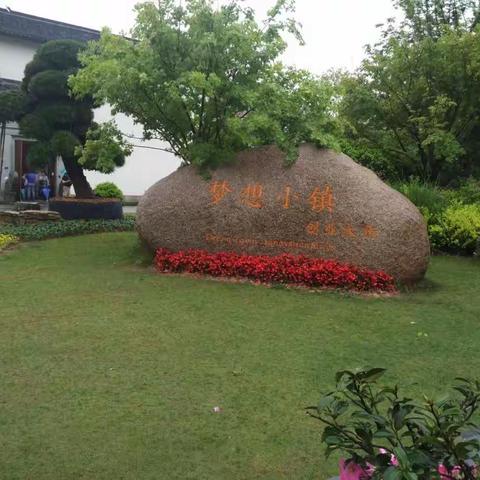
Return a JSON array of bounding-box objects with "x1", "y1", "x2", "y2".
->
[
  {"x1": 393, "y1": 0, "x2": 480, "y2": 39},
  {"x1": 336, "y1": 0, "x2": 480, "y2": 184},
  {"x1": 15, "y1": 40, "x2": 131, "y2": 198},
  {"x1": 70, "y1": 0, "x2": 339, "y2": 170}
]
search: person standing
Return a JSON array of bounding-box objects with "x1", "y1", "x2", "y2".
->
[
  {"x1": 24, "y1": 171, "x2": 37, "y2": 201},
  {"x1": 60, "y1": 172, "x2": 72, "y2": 198},
  {"x1": 37, "y1": 170, "x2": 50, "y2": 200}
]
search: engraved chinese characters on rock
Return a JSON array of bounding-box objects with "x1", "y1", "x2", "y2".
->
[
  {"x1": 209, "y1": 180, "x2": 232, "y2": 205},
  {"x1": 240, "y1": 183, "x2": 263, "y2": 208},
  {"x1": 278, "y1": 186, "x2": 301, "y2": 209},
  {"x1": 209, "y1": 180, "x2": 379, "y2": 241},
  {"x1": 308, "y1": 186, "x2": 334, "y2": 213},
  {"x1": 305, "y1": 221, "x2": 379, "y2": 240},
  {"x1": 210, "y1": 180, "x2": 336, "y2": 212}
]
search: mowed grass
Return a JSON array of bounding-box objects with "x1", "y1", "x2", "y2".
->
[{"x1": 0, "y1": 233, "x2": 479, "y2": 480}]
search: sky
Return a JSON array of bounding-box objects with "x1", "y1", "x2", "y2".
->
[{"x1": 1, "y1": 0, "x2": 399, "y2": 73}]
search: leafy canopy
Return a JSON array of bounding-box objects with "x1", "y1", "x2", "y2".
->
[
  {"x1": 393, "y1": 0, "x2": 480, "y2": 39},
  {"x1": 70, "y1": 0, "x2": 339, "y2": 169},
  {"x1": 335, "y1": 2, "x2": 480, "y2": 184}
]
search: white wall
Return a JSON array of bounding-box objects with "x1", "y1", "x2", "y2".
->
[
  {"x1": 1, "y1": 123, "x2": 16, "y2": 192},
  {"x1": 87, "y1": 106, "x2": 180, "y2": 196},
  {"x1": 0, "y1": 35, "x2": 34, "y2": 191},
  {"x1": 0, "y1": 34, "x2": 37, "y2": 81},
  {"x1": 0, "y1": 34, "x2": 180, "y2": 196}
]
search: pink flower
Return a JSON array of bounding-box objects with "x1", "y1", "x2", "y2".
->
[
  {"x1": 364, "y1": 463, "x2": 376, "y2": 477},
  {"x1": 438, "y1": 464, "x2": 448, "y2": 478},
  {"x1": 379, "y1": 448, "x2": 399, "y2": 467},
  {"x1": 339, "y1": 459, "x2": 372, "y2": 480},
  {"x1": 438, "y1": 464, "x2": 463, "y2": 479}
]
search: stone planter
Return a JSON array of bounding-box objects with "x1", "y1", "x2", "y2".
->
[{"x1": 49, "y1": 197, "x2": 123, "y2": 220}]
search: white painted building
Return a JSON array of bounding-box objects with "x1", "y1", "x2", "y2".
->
[{"x1": 0, "y1": 7, "x2": 180, "y2": 198}]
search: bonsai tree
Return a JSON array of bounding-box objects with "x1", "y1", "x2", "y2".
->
[
  {"x1": 17, "y1": 40, "x2": 131, "y2": 198},
  {"x1": 70, "y1": 0, "x2": 339, "y2": 170}
]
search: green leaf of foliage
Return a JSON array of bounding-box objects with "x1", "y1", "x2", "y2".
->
[{"x1": 75, "y1": 121, "x2": 132, "y2": 173}]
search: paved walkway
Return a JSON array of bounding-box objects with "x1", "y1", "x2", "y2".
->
[{"x1": 0, "y1": 201, "x2": 48, "y2": 211}]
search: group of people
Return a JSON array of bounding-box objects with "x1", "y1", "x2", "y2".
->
[
  {"x1": 20, "y1": 170, "x2": 72, "y2": 201},
  {"x1": 21, "y1": 170, "x2": 50, "y2": 201}
]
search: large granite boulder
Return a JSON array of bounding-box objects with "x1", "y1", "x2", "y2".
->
[{"x1": 137, "y1": 144, "x2": 430, "y2": 283}]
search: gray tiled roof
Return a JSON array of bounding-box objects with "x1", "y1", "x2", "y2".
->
[
  {"x1": 0, "y1": 77, "x2": 21, "y2": 92},
  {"x1": 0, "y1": 7, "x2": 100, "y2": 44}
]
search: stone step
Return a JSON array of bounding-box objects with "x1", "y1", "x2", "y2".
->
[
  {"x1": 14, "y1": 201, "x2": 41, "y2": 211},
  {"x1": 0, "y1": 210, "x2": 61, "y2": 225}
]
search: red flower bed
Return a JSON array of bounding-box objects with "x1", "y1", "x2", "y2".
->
[{"x1": 154, "y1": 248, "x2": 396, "y2": 293}]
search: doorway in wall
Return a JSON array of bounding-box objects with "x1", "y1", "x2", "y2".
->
[{"x1": 14, "y1": 139, "x2": 57, "y2": 200}]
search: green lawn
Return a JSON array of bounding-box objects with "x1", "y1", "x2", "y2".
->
[{"x1": 0, "y1": 233, "x2": 479, "y2": 480}]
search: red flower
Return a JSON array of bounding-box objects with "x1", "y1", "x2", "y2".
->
[{"x1": 154, "y1": 248, "x2": 396, "y2": 293}]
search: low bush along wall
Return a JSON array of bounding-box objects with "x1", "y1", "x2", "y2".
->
[
  {"x1": 154, "y1": 248, "x2": 396, "y2": 292},
  {"x1": 0, "y1": 218, "x2": 135, "y2": 241}
]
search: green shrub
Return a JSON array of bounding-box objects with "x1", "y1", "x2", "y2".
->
[
  {"x1": 307, "y1": 368, "x2": 480, "y2": 479},
  {"x1": 444, "y1": 177, "x2": 480, "y2": 205},
  {"x1": 394, "y1": 179, "x2": 448, "y2": 216},
  {"x1": 94, "y1": 182, "x2": 124, "y2": 200},
  {"x1": 0, "y1": 218, "x2": 135, "y2": 241},
  {"x1": 394, "y1": 179, "x2": 480, "y2": 255},
  {"x1": 429, "y1": 202, "x2": 480, "y2": 254}
]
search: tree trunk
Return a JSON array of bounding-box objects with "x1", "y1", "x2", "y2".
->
[{"x1": 63, "y1": 156, "x2": 94, "y2": 198}]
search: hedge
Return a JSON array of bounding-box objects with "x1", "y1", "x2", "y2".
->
[{"x1": 0, "y1": 218, "x2": 135, "y2": 241}]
